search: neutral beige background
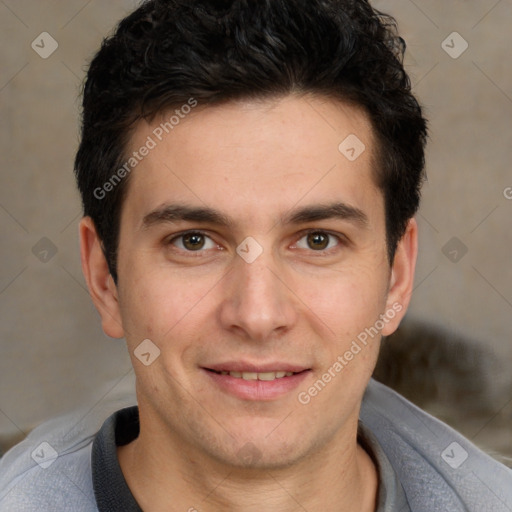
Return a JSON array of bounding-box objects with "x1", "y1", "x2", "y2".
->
[{"x1": 1, "y1": 0, "x2": 511, "y2": 458}]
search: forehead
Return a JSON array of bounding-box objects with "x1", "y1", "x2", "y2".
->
[{"x1": 121, "y1": 95, "x2": 382, "y2": 229}]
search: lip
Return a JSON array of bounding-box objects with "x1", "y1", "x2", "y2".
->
[
  {"x1": 202, "y1": 363, "x2": 311, "y2": 401},
  {"x1": 205, "y1": 361, "x2": 309, "y2": 373}
]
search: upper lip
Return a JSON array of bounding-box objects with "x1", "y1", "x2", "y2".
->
[{"x1": 204, "y1": 362, "x2": 310, "y2": 373}]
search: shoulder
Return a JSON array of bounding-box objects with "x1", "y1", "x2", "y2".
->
[
  {"x1": 0, "y1": 424, "x2": 96, "y2": 511},
  {"x1": 361, "y1": 378, "x2": 512, "y2": 512},
  {"x1": 0, "y1": 399, "x2": 134, "y2": 512}
]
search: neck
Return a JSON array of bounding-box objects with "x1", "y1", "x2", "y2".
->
[{"x1": 118, "y1": 407, "x2": 378, "y2": 512}]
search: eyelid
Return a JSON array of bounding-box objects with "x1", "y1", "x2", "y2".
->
[
  {"x1": 167, "y1": 230, "x2": 219, "y2": 252},
  {"x1": 292, "y1": 229, "x2": 347, "y2": 252}
]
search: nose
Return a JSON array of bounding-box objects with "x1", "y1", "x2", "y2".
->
[{"x1": 218, "y1": 249, "x2": 298, "y2": 342}]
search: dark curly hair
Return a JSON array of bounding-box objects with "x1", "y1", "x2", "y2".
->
[{"x1": 75, "y1": 0, "x2": 427, "y2": 283}]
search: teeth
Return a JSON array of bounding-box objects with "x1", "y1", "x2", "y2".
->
[
  {"x1": 219, "y1": 370, "x2": 296, "y2": 380},
  {"x1": 257, "y1": 372, "x2": 276, "y2": 381}
]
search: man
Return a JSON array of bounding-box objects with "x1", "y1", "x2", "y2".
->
[{"x1": 1, "y1": 0, "x2": 511, "y2": 510}]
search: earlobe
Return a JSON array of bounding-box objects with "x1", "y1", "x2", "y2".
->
[
  {"x1": 79, "y1": 217, "x2": 125, "y2": 339},
  {"x1": 381, "y1": 218, "x2": 418, "y2": 336}
]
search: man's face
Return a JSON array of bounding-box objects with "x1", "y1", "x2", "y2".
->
[{"x1": 97, "y1": 95, "x2": 413, "y2": 468}]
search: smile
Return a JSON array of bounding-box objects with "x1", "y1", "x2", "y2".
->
[
  {"x1": 211, "y1": 370, "x2": 295, "y2": 380},
  {"x1": 203, "y1": 366, "x2": 311, "y2": 400}
]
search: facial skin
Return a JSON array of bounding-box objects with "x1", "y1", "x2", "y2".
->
[{"x1": 80, "y1": 94, "x2": 417, "y2": 511}]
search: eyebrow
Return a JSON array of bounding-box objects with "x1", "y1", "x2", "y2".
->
[
  {"x1": 141, "y1": 205, "x2": 233, "y2": 230},
  {"x1": 281, "y1": 202, "x2": 368, "y2": 227},
  {"x1": 141, "y1": 202, "x2": 369, "y2": 230}
]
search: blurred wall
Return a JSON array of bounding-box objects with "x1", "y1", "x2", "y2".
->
[{"x1": 1, "y1": 0, "x2": 511, "y2": 453}]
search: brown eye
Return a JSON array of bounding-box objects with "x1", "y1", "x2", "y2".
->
[
  {"x1": 170, "y1": 232, "x2": 216, "y2": 252},
  {"x1": 295, "y1": 231, "x2": 341, "y2": 252},
  {"x1": 307, "y1": 232, "x2": 329, "y2": 250},
  {"x1": 182, "y1": 233, "x2": 206, "y2": 250}
]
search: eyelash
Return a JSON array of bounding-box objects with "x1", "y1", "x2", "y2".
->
[{"x1": 166, "y1": 229, "x2": 346, "y2": 255}]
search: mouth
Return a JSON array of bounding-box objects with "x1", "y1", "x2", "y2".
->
[
  {"x1": 202, "y1": 364, "x2": 311, "y2": 401},
  {"x1": 207, "y1": 369, "x2": 298, "y2": 380}
]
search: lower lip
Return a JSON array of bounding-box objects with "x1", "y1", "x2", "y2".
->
[{"x1": 203, "y1": 369, "x2": 311, "y2": 401}]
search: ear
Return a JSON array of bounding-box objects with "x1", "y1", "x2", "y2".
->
[
  {"x1": 79, "y1": 216, "x2": 125, "y2": 339},
  {"x1": 381, "y1": 218, "x2": 418, "y2": 336}
]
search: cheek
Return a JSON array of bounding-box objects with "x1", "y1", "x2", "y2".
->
[
  {"x1": 298, "y1": 265, "x2": 388, "y2": 333},
  {"x1": 291, "y1": 267, "x2": 389, "y2": 383},
  {"x1": 119, "y1": 269, "x2": 219, "y2": 344}
]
